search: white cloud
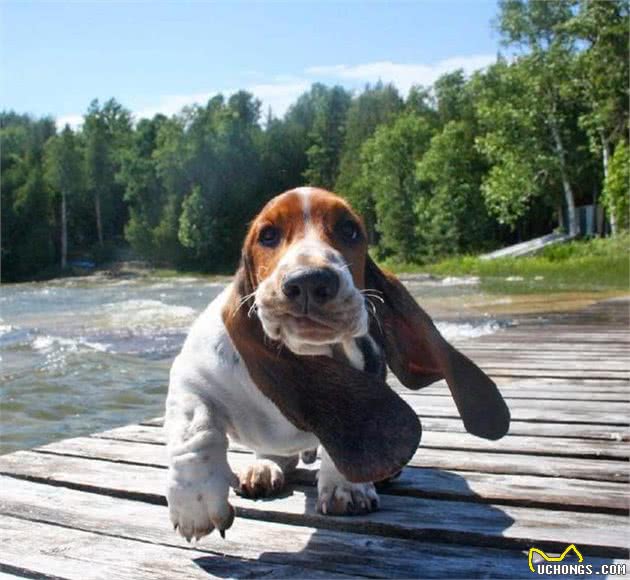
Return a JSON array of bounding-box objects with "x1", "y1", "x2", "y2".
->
[
  {"x1": 134, "y1": 80, "x2": 310, "y2": 121},
  {"x1": 135, "y1": 91, "x2": 215, "y2": 120},
  {"x1": 247, "y1": 81, "x2": 311, "y2": 116},
  {"x1": 306, "y1": 54, "x2": 496, "y2": 94},
  {"x1": 54, "y1": 54, "x2": 495, "y2": 129},
  {"x1": 56, "y1": 80, "x2": 310, "y2": 129},
  {"x1": 55, "y1": 113, "x2": 84, "y2": 130}
]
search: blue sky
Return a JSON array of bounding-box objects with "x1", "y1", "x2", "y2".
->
[{"x1": 1, "y1": 0, "x2": 501, "y2": 127}]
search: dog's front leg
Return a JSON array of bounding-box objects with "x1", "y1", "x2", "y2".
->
[
  {"x1": 165, "y1": 385, "x2": 236, "y2": 541},
  {"x1": 317, "y1": 447, "x2": 380, "y2": 515}
]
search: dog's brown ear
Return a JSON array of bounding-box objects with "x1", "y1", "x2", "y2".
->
[
  {"x1": 365, "y1": 256, "x2": 510, "y2": 440},
  {"x1": 223, "y1": 260, "x2": 421, "y2": 483}
]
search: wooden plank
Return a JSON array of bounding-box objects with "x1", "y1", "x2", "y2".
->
[
  {"x1": 484, "y1": 369, "x2": 628, "y2": 380},
  {"x1": 0, "y1": 515, "x2": 345, "y2": 579},
  {"x1": 0, "y1": 453, "x2": 626, "y2": 556},
  {"x1": 141, "y1": 415, "x2": 630, "y2": 440},
  {"x1": 408, "y1": 448, "x2": 628, "y2": 483},
  {"x1": 43, "y1": 434, "x2": 630, "y2": 511},
  {"x1": 462, "y1": 345, "x2": 630, "y2": 353},
  {"x1": 0, "y1": 566, "x2": 69, "y2": 580},
  {"x1": 5, "y1": 477, "x2": 624, "y2": 580},
  {"x1": 409, "y1": 389, "x2": 630, "y2": 402},
  {"x1": 461, "y1": 350, "x2": 630, "y2": 360},
  {"x1": 387, "y1": 467, "x2": 629, "y2": 514},
  {"x1": 463, "y1": 360, "x2": 629, "y2": 372},
  {"x1": 474, "y1": 334, "x2": 629, "y2": 345},
  {"x1": 34, "y1": 435, "x2": 629, "y2": 482},
  {"x1": 419, "y1": 431, "x2": 630, "y2": 460},
  {"x1": 400, "y1": 383, "x2": 630, "y2": 399},
  {"x1": 419, "y1": 417, "x2": 630, "y2": 440},
  {"x1": 403, "y1": 394, "x2": 630, "y2": 425},
  {"x1": 407, "y1": 393, "x2": 630, "y2": 413},
  {"x1": 95, "y1": 422, "x2": 630, "y2": 460},
  {"x1": 468, "y1": 353, "x2": 630, "y2": 363}
]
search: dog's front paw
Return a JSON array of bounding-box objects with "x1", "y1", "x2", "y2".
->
[
  {"x1": 237, "y1": 459, "x2": 286, "y2": 499},
  {"x1": 317, "y1": 481, "x2": 380, "y2": 516},
  {"x1": 167, "y1": 471, "x2": 236, "y2": 541}
]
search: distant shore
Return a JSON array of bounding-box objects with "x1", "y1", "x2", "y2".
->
[{"x1": 6, "y1": 234, "x2": 628, "y2": 297}]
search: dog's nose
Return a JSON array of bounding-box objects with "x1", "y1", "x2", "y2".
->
[{"x1": 281, "y1": 268, "x2": 340, "y2": 308}]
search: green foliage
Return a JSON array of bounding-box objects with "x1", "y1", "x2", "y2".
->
[
  {"x1": 83, "y1": 99, "x2": 133, "y2": 245},
  {"x1": 359, "y1": 113, "x2": 434, "y2": 261},
  {"x1": 302, "y1": 84, "x2": 351, "y2": 189},
  {"x1": 1, "y1": 113, "x2": 56, "y2": 280},
  {"x1": 417, "y1": 121, "x2": 496, "y2": 258},
  {"x1": 566, "y1": 0, "x2": 629, "y2": 230},
  {"x1": 395, "y1": 234, "x2": 630, "y2": 293},
  {"x1": 335, "y1": 82, "x2": 403, "y2": 238},
  {"x1": 602, "y1": 141, "x2": 630, "y2": 232},
  {"x1": 44, "y1": 126, "x2": 84, "y2": 198},
  {"x1": 566, "y1": 0, "x2": 629, "y2": 149}
]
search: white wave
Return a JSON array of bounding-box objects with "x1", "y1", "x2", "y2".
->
[
  {"x1": 0, "y1": 324, "x2": 14, "y2": 337},
  {"x1": 440, "y1": 276, "x2": 480, "y2": 286},
  {"x1": 174, "y1": 277, "x2": 206, "y2": 284},
  {"x1": 436, "y1": 320, "x2": 501, "y2": 341},
  {"x1": 32, "y1": 335, "x2": 110, "y2": 353},
  {"x1": 148, "y1": 282, "x2": 178, "y2": 290},
  {"x1": 506, "y1": 276, "x2": 524, "y2": 282},
  {"x1": 103, "y1": 299, "x2": 197, "y2": 330}
]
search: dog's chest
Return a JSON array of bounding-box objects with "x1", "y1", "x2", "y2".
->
[
  {"x1": 189, "y1": 289, "x2": 318, "y2": 455},
  {"x1": 185, "y1": 287, "x2": 383, "y2": 456}
]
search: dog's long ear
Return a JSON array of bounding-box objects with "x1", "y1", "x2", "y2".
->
[
  {"x1": 365, "y1": 256, "x2": 510, "y2": 440},
  {"x1": 223, "y1": 258, "x2": 421, "y2": 483}
]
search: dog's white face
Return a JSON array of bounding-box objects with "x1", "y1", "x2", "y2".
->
[{"x1": 245, "y1": 187, "x2": 369, "y2": 355}]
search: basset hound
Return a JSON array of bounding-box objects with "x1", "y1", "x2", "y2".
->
[{"x1": 165, "y1": 187, "x2": 510, "y2": 541}]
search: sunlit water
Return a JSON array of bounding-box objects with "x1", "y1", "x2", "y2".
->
[{"x1": 0, "y1": 272, "x2": 571, "y2": 455}]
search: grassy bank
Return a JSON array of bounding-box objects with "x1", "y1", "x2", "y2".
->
[{"x1": 382, "y1": 235, "x2": 629, "y2": 294}]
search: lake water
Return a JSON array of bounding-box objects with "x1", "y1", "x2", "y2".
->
[{"x1": 0, "y1": 272, "x2": 607, "y2": 455}]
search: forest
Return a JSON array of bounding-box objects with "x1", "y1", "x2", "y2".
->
[{"x1": 1, "y1": 0, "x2": 628, "y2": 282}]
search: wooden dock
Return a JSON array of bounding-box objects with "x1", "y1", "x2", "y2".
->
[{"x1": 1, "y1": 298, "x2": 628, "y2": 579}]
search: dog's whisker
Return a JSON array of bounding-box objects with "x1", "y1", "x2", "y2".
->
[
  {"x1": 337, "y1": 263, "x2": 352, "y2": 273},
  {"x1": 232, "y1": 291, "x2": 257, "y2": 318},
  {"x1": 360, "y1": 288, "x2": 383, "y2": 296},
  {"x1": 364, "y1": 297, "x2": 383, "y2": 333},
  {"x1": 363, "y1": 293, "x2": 384, "y2": 304}
]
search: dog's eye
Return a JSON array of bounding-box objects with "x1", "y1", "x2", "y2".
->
[
  {"x1": 338, "y1": 220, "x2": 360, "y2": 243},
  {"x1": 259, "y1": 225, "x2": 281, "y2": 247}
]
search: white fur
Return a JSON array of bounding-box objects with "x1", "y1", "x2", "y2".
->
[{"x1": 165, "y1": 286, "x2": 379, "y2": 539}]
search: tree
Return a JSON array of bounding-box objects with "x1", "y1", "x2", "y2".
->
[
  {"x1": 417, "y1": 120, "x2": 497, "y2": 258},
  {"x1": 434, "y1": 70, "x2": 475, "y2": 125},
  {"x1": 1, "y1": 113, "x2": 56, "y2": 281},
  {"x1": 119, "y1": 115, "x2": 172, "y2": 260},
  {"x1": 335, "y1": 82, "x2": 403, "y2": 239},
  {"x1": 496, "y1": 0, "x2": 581, "y2": 235},
  {"x1": 302, "y1": 84, "x2": 351, "y2": 188},
  {"x1": 359, "y1": 113, "x2": 434, "y2": 261},
  {"x1": 175, "y1": 91, "x2": 263, "y2": 270},
  {"x1": 602, "y1": 140, "x2": 629, "y2": 233},
  {"x1": 566, "y1": 0, "x2": 629, "y2": 233},
  {"x1": 83, "y1": 99, "x2": 132, "y2": 247},
  {"x1": 44, "y1": 125, "x2": 85, "y2": 268}
]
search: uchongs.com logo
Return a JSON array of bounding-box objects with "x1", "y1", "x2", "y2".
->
[{"x1": 528, "y1": 544, "x2": 626, "y2": 576}]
